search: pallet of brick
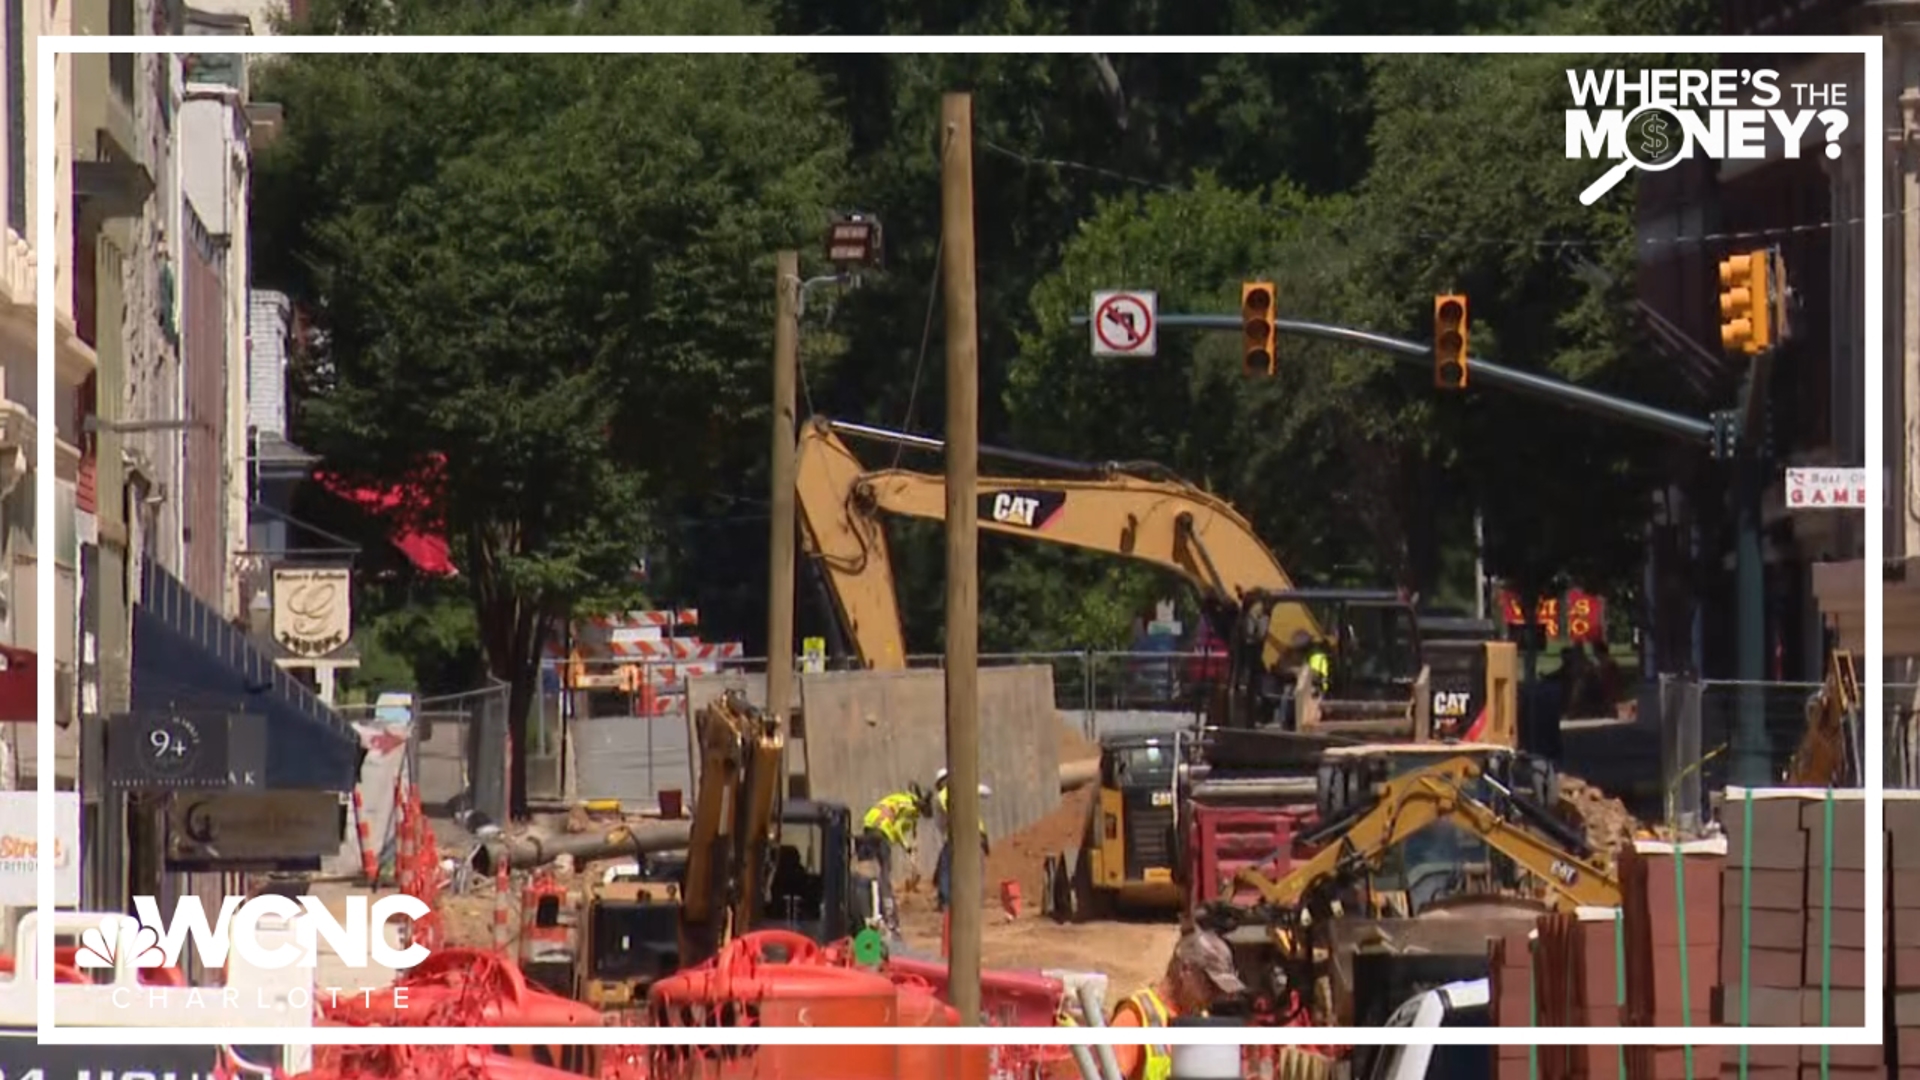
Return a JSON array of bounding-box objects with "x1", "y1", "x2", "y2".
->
[
  {"x1": 1718, "y1": 789, "x2": 1873, "y2": 1028},
  {"x1": 1627, "y1": 1045, "x2": 1723, "y2": 1080},
  {"x1": 1621, "y1": 837, "x2": 1723, "y2": 1032},
  {"x1": 1489, "y1": 929, "x2": 1535, "y2": 1026}
]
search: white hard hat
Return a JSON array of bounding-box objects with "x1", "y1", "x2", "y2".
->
[{"x1": 934, "y1": 768, "x2": 950, "y2": 785}]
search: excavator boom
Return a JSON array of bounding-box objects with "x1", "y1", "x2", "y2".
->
[
  {"x1": 1232, "y1": 755, "x2": 1620, "y2": 912},
  {"x1": 679, "y1": 691, "x2": 787, "y2": 967},
  {"x1": 795, "y1": 415, "x2": 1323, "y2": 671}
]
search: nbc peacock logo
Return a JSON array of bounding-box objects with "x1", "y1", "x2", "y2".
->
[{"x1": 74, "y1": 914, "x2": 168, "y2": 969}]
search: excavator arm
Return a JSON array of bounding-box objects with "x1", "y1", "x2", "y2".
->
[
  {"x1": 678, "y1": 691, "x2": 787, "y2": 968},
  {"x1": 1787, "y1": 649, "x2": 1861, "y2": 787},
  {"x1": 794, "y1": 415, "x2": 1324, "y2": 671},
  {"x1": 1233, "y1": 755, "x2": 1620, "y2": 912}
]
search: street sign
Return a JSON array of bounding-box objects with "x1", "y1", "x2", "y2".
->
[
  {"x1": 1091, "y1": 291, "x2": 1157, "y2": 358},
  {"x1": 1785, "y1": 467, "x2": 1869, "y2": 510}
]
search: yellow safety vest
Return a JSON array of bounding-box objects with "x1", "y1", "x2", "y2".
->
[
  {"x1": 863, "y1": 793, "x2": 921, "y2": 848},
  {"x1": 1119, "y1": 988, "x2": 1173, "y2": 1080},
  {"x1": 1307, "y1": 650, "x2": 1331, "y2": 682}
]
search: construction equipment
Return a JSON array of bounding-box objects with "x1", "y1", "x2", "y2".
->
[
  {"x1": 1786, "y1": 648, "x2": 1861, "y2": 787},
  {"x1": 1199, "y1": 749, "x2": 1616, "y2": 1022},
  {"x1": 1230, "y1": 751, "x2": 1614, "y2": 916},
  {"x1": 800, "y1": 415, "x2": 1526, "y2": 925},
  {"x1": 795, "y1": 415, "x2": 1519, "y2": 760},
  {"x1": 1042, "y1": 732, "x2": 1187, "y2": 921},
  {"x1": 564, "y1": 691, "x2": 876, "y2": 1011}
]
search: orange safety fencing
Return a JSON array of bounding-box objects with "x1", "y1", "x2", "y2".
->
[{"x1": 389, "y1": 771, "x2": 448, "y2": 954}]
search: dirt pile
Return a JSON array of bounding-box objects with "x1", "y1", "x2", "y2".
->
[
  {"x1": 985, "y1": 784, "x2": 1094, "y2": 907},
  {"x1": 1560, "y1": 774, "x2": 1639, "y2": 859}
]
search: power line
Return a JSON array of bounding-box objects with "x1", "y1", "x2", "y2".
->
[{"x1": 979, "y1": 136, "x2": 1913, "y2": 250}]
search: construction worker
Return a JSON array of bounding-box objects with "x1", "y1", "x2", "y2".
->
[
  {"x1": 1107, "y1": 930, "x2": 1248, "y2": 1080},
  {"x1": 931, "y1": 768, "x2": 992, "y2": 913},
  {"x1": 1292, "y1": 629, "x2": 1332, "y2": 692},
  {"x1": 859, "y1": 785, "x2": 929, "y2": 937}
]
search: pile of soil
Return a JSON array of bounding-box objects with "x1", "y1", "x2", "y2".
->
[
  {"x1": 986, "y1": 785, "x2": 1095, "y2": 908},
  {"x1": 1560, "y1": 774, "x2": 1640, "y2": 860}
]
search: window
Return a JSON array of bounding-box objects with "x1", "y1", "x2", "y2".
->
[{"x1": 4, "y1": 0, "x2": 22, "y2": 236}]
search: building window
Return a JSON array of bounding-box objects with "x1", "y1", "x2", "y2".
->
[
  {"x1": 109, "y1": 0, "x2": 134, "y2": 104},
  {"x1": 4, "y1": 0, "x2": 23, "y2": 237}
]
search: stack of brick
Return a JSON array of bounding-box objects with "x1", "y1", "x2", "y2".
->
[
  {"x1": 1620, "y1": 838, "x2": 1725, "y2": 1080},
  {"x1": 1889, "y1": 793, "x2": 1920, "y2": 1077},
  {"x1": 1718, "y1": 789, "x2": 1880, "y2": 1080},
  {"x1": 1489, "y1": 928, "x2": 1535, "y2": 1080}
]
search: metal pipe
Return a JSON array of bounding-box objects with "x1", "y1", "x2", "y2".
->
[
  {"x1": 1076, "y1": 981, "x2": 1126, "y2": 1080},
  {"x1": 1068, "y1": 1045, "x2": 1106, "y2": 1080},
  {"x1": 1069, "y1": 312, "x2": 1718, "y2": 444},
  {"x1": 469, "y1": 821, "x2": 694, "y2": 875}
]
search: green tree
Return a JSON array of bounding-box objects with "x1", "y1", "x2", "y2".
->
[{"x1": 251, "y1": 1, "x2": 849, "y2": 815}]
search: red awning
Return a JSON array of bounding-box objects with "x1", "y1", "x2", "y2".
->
[
  {"x1": 314, "y1": 454, "x2": 459, "y2": 577},
  {"x1": 0, "y1": 645, "x2": 37, "y2": 722}
]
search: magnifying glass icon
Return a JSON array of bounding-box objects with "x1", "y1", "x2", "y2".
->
[{"x1": 1578, "y1": 102, "x2": 1690, "y2": 206}]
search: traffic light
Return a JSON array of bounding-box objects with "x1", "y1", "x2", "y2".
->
[
  {"x1": 1433, "y1": 294, "x2": 1469, "y2": 390},
  {"x1": 1241, "y1": 282, "x2": 1277, "y2": 377},
  {"x1": 1718, "y1": 249, "x2": 1773, "y2": 355}
]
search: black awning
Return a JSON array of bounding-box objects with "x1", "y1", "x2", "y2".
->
[{"x1": 125, "y1": 563, "x2": 361, "y2": 792}]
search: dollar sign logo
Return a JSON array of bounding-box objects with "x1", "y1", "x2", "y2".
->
[{"x1": 1640, "y1": 115, "x2": 1672, "y2": 161}]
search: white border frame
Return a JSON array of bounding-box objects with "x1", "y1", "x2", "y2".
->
[{"x1": 35, "y1": 34, "x2": 1884, "y2": 1048}]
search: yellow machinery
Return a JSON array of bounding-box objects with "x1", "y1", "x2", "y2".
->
[
  {"x1": 569, "y1": 690, "x2": 787, "y2": 1009},
  {"x1": 573, "y1": 873, "x2": 683, "y2": 1012},
  {"x1": 793, "y1": 415, "x2": 1520, "y2": 752},
  {"x1": 1787, "y1": 649, "x2": 1861, "y2": 787},
  {"x1": 1045, "y1": 732, "x2": 1188, "y2": 920},
  {"x1": 1230, "y1": 751, "x2": 1620, "y2": 916}
]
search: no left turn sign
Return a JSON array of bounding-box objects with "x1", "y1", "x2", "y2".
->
[{"x1": 1091, "y1": 291, "x2": 1157, "y2": 358}]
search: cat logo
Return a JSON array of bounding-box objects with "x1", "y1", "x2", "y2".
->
[
  {"x1": 494, "y1": 1046, "x2": 601, "y2": 1076},
  {"x1": 1548, "y1": 859, "x2": 1579, "y2": 886},
  {"x1": 1432, "y1": 690, "x2": 1473, "y2": 718},
  {"x1": 980, "y1": 489, "x2": 1066, "y2": 531}
]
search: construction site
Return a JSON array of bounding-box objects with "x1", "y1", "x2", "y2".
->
[
  {"x1": 45, "y1": 395, "x2": 1871, "y2": 1080},
  {"x1": 17, "y1": 35, "x2": 1894, "y2": 1080}
]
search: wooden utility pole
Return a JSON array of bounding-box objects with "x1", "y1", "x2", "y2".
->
[
  {"x1": 767, "y1": 251, "x2": 800, "y2": 739},
  {"x1": 939, "y1": 91, "x2": 982, "y2": 1025}
]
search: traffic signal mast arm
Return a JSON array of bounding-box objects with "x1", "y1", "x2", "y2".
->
[{"x1": 1072, "y1": 311, "x2": 1718, "y2": 448}]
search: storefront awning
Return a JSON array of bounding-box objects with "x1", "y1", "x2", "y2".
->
[{"x1": 124, "y1": 561, "x2": 361, "y2": 792}]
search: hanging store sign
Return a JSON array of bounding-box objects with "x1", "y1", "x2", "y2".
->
[
  {"x1": 166, "y1": 790, "x2": 344, "y2": 869},
  {"x1": 271, "y1": 566, "x2": 353, "y2": 658},
  {"x1": 105, "y1": 712, "x2": 266, "y2": 792},
  {"x1": 1784, "y1": 467, "x2": 1869, "y2": 510}
]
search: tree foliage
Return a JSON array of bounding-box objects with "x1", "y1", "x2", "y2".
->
[
  {"x1": 253, "y1": 0, "x2": 1724, "y2": 810},
  {"x1": 252, "y1": 0, "x2": 849, "y2": 812}
]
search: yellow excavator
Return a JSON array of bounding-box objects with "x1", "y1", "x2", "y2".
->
[
  {"x1": 572, "y1": 691, "x2": 869, "y2": 1011},
  {"x1": 1197, "y1": 749, "x2": 1618, "y2": 1026},
  {"x1": 794, "y1": 415, "x2": 1520, "y2": 754},
  {"x1": 1228, "y1": 751, "x2": 1618, "y2": 916}
]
